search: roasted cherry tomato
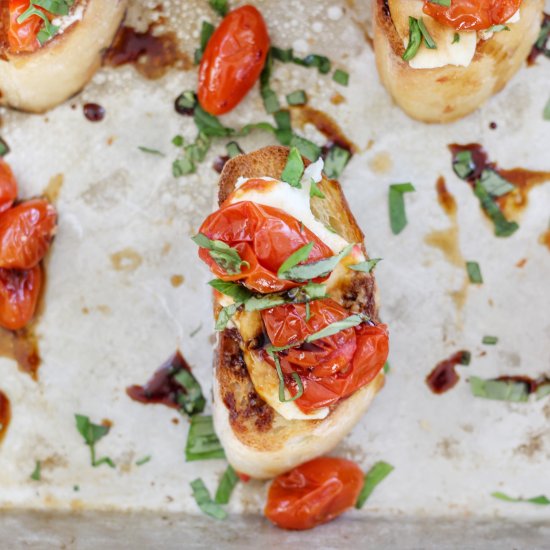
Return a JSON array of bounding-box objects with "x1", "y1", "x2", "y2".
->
[
  {"x1": 198, "y1": 5, "x2": 270, "y2": 115},
  {"x1": 197, "y1": 199, "x2": 333, "y2": 293},
  {"x1": 423, "y1": 0, "x2": 522, "y2": 31},
  {"x1": 8, "y1": 0, "x2": 51, "y2": 54},
  {"x1": 0, "y1": 199, "x2": 57, "y2": 270},
  {"x1": 265, "y1": 457, "x2": 364, "y2": 531},
  {"x1": 0, "y1": 160, "x2": 18, "y2": 214},
  {"x1": 261, "y1": 299, "x2": 389, "y2": 412},
  {"x1": 0, "y1": 266, "x2": 42, "y2": 331}
]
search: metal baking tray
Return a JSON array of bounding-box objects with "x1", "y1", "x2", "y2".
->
[{"x1": 1, "y1": 0, "x2": 549, "y2": 547}]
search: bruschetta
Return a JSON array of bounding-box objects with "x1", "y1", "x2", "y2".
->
[
  {"x1": 373, "y1": 0, "x2": 544, "y2": 123},
  {"x1": 193, "y1": 146, "x2": 389, "y2": 479},
  {"x1": 0, "y1": 0, "x2": 127, "y2": 113}
]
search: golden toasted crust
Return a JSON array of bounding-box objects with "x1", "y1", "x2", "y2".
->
[
  {"x1": 212, "y1": 146, "x2": 385, "y2": 479},
  {"x1": 0, "y1": 0, "x2": 127, "y2": 113},
  {"x1": 373, "y1": 0, "x2": 544, "y2": 123}
]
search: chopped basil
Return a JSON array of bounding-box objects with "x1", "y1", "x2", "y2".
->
[
  {"x1": 286, "y1": 90, "x2": 308, "y2": 106},
  {"x1": 185, "y1": 415, "x2": 225, "y2": 461},
  {"x1": 33, "y1": 0, "x2": 74, "y2": 15},
  {"x1": 306, "y1": 314, "x2": 367, "y2": 342},
  {"x1": 215, "y1": 465, "x2": 239, "y2": 504},
  {"x1": 427, "y1": 0, "x2": 450, "y2": 5},
  {"x1": 383, "y1": 362, "x2": 391, "y2": 374},
  {"x1": 30, "y1": 460, "x2": 41, "y2": 481},
  {"x1": 270, "y1": 46, "x2": 331, "y2": 74},
  {"x1": 279, "y1": 243, "x2": 355, "y2": 282},
  {"x1": 473, "y1": 182, "x2": 519, "y2": 237},
  {"x1": 245, "y1": 282, "x2": 327, "y2": 312},
  {"x1": 544, "y1": 96, "x2": 550, "y2": 120},
  {"x1": 209, "y1": 0, "x2": 228, "y2": 17},
  {"x1": 324, "y1": 146, "x2": 351, "y2": 179},
  {"x1": 173, "y1": 156, "x2": 195, "y2": 176},
  {"x1": 466, "y1": 261, "x2": 483, "y2": 284},
  {"x1": 138, "y1": 146, "x2": 165, "y2": 157},
  {"x1": 333, "y1": 69, "x2": 349, "y2": 86},
  {"x1": 174, "y1": 369, "x2": 207, "y2": 416},
  {"x1": 175, "y1": 90, "x2": 197, "y2": 113},
  {"x1": 195, "y1": 21, "x2": 215, "y2": 64},
  {"x1": 452, "y1": 33, "x2": 460, "y2": 44},
  {"x1": 536, "y1": 383, "x2": 550, "y2": 400},
  {"x1": 244, "y1": 294, "x2": 288, "y2": 312},
  {"x1": 209, "y1": 280, "x2": 252, "y2": 302},
  {"x1": 172, "y1": 135, "x2": 184, "y2": 147},
  {"x1": 0, "y1": 138, "x2": 9, "y2": 157},
  {"x1": 389, "y1": 183, "x2": 416, "y2": 235},
  {"x1": 191, "y1": 478, "x2": 228, "y2": 519},
  {"x1": 274, "y1": 109, "x2": 291, "y2": 131},
  {"x1": 281, "y1": 147, "x2": 305, "y2": 188},
  {"x1": 17, "y1": 2, "x2": 63, "y2": 45},
  {"x1": 482, "y1": 335, "x2": 498, "y2": 345},
  {"x1": 349, "y1": 258, "x2": 382, "y2": 273},
  {"x1": 271, "y1": 46, "x2": 294, "y2": 62},
  {"x1": 260, "y1": 51, "x2": 280, "y2": 114},
  {"x1": 290, "y1": 135, "x2": 321, "y2": 162},
  {"x1": 266, "y1": 348, "x2": 304, "y2": 403},
  {"x1": 485, "y1": 24, "x2": 510, "y2": 34},
  {"x1": 226, "y1": 141, "x2": 244, "y2": 158},
  {"x1": 470, "y1": 377, "x2": 529, "y2": 402},
  {"x1": 310, "y1": 178, "x2": 325, "y2": 199},
  {"x1": 492, "y1": 492, "x2": 550, "y2": 506},
  {"x1": 194, "y1": 105, "x2": 233, "y2": 137},
  {"x1": 453, "y1": 150, "x2": 475, "y2": 179},
  {"x1": 215, "y1": 303, "x2": 240, "y2": 331},
  {"x1": 403, "y1": 17, "x2": 422, "y2": 61},
  {"x1": 75, "y1": 414, "x2": 115, "y2": 468},
  {"x1": 192, "y1": 234, "x2": 248, "y2": 275},
  {"x1": 277, "y1": 242, "x2": 314, "y2": 276},
  {"x1": 479, "y1": 169, "x2": 515, "y2": 197},
  {"x1": 460, "y1": 351, "x2": 472, "y2": 366},
  {"x1": 135, "y1": 455, "x2": 151, "y2": 466},
  {"x1": 356, "y1": 461, "x2": 394, "y2": 509},
  {"x1": 417, "y1": 18, "x2": 437, "y2": 49}
]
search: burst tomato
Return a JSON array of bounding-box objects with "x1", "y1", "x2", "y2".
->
[
  {"x1": 0, "y1": 266, "x2": 42, "y2": 331},
  {"x1": 423, "y1": 0, "x2": 522, "y2": 31},
  {"x1": 0, "y1": 160, "x2": 18, "y2": 213},
  {"x1": 197, "y1": 200, "x2": 333, "y2": 293},
  {"x1": 0, "y1": 199, "x2": 57, "y2": 270},
  {"x1": 198, "y1": 5, "x2": 270, "y2": 115},
  {"x1": 8, "y1": 0, "x2": 51, "y2": 54},
  {"x1": 261, "y1": 299, "x2": 389, "y2": 412},
  {"x1": 265, "y1": 457, "x2": 364, "y2": 530}
]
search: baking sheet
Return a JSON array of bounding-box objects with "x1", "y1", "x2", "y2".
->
[{"x1": 0, "y1": 0, "x2": 549, "y2": 541}]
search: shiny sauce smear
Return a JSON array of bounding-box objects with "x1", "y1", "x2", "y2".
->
[
  {"x1": 0, "y1": 390, "x2": 10, "y2": 444},
  {"x1": 426, "y1": 351, "x2": 470, "y2": 394},
  {"x1": 0, "y1": 327, "x2": 40, "y2": 380}
]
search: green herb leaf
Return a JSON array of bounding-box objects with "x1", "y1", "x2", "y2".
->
[
  {"x1": 244, "y1": 294, "x2": 288, "y2": 312},
  {"x1": 403, "y1": 17, "x2": 422, "y2": 61},
  {"x1": 491, "y1": 492, "x2": 550, "y2": 506},
  {"x1": 333, "y1": 69, "x2": 349, "y2": 86},
  {"x1": 479, "y1": 169, "x2": 515, "y2": 197},
  {"x1": 310, "y1": 178, "x2": 325, "y2": 199},
  {"x1": 226, "y1": 141, "x2": 244, "y2": 158},
  {"x1": 349, "y1": 258, "x2": 382, "y2": 273},
  {"x1": 185, "y1": 415, "x2": 225, "y2": 461},
  {"x1": 209, "y1": 279, "x2": 253, "y2": 302},
  {"x1": 135, "y1": 456, "x2": 151, "y2": 466},
  {"x1": 289, "y1": 134, "x2": 321, "y2": 162},
  {"x1": 195, "y1": 21, "x2": 215, "y2": 64},
  {"x1": 466, "y1": 261, "x2": 483, "y2": 284},
  {"x1": 30, "y1": 460, "x2": 41, "y2": 481},
  {"x1": 173, "y1": 156, "x2": 195, "y2": 177},
  {"x1": 428, "y1": 0, "x2": 451, "y2": 6},
  {"x1": 286, "y1": 90, "x2": 308, "y2": 106},
  {"x1": 293, "y1": 53, "x2": 332, "y2": 74},
  {"x1": 209, "y1": 0, "x2": 228, "y2": 17},
  {"x1": 215, "y1": 465, "x2": 239, "y2": 504},
  {"x1": 452, "y1": 32, "x2": 460, "y2": 43},
  {"x1": 485, "y1": 24, "x2": 510, "y2": 33},
  {"x1": 191, "y1": 478, "x2": 228, "y2": 519},
  {"x1": 460, "y1": 351, "x2": 472, "y2": 366},
  {"x1": 383, "y1": 362, "x2": 391, "y2": 374},
  {"x1": 356, "y1": 461, "x2": 394, "y2": 509},
  {"x1": 482, "y1": 335, "x2": 498, "y2": 345},
  {"x1": 473, "y1": 182, "x2": 519, "y2": 237},
  {"x1": 175, "y1": 90, "x2": 197, "y2": 112},
  {"x1": 324, "y1": 146, "x2": 351, "y2": 179},
  {"x1": 470, "y1": 377, "x2": 529, "y2": 402},
  {"x1": 306, "y1": 314, "x2": 367, "y2": 342},
  {"x1": 138, "y1": 146, "x2": 165, "y2": 157},
  {"x1": 281, "y1": 147, "x2": 305, "y2": 188},
  {"x1": 0, "y1": 138, "x2": 9, "y2": 157},
  {"x1": 266, "y1": 349, "x2": 304, "y2": 403},
  {"x1": 277, "y1": 242, "x2": 314, "y2": 276},
  {"x1": 75, "y1": 414, "x2": 115, "y2": 468},
  {"x1": 271, "y1": 46, "x2": 294, "y2": 62},
  {"x1": 389, "y1": 183, "x2": 416, "y2": 235},
  {"x1": 417, "y1": 17, "x2": 437, "y2": 49},
  {"x1": 174, "y1": 369, "x2": 207, "y2": 416},
  {"x1": 215, "y1": 303, "x2": 240, "y2": 331},
  {"x1": 544, "y1": 96, "x2": 550, "y2": 121},
  {"x1": 280, "y1": 243, "x2": 355, "y2": 282},
  {"x1": 194, "y1": 105, "x2": 233, "y2": 137},
  {"x1": 33, "y1": 0, "x2": 73, "y2": 15},
  {"x1": 453, "y1": 150, "x2": 475, "y2": 179},
  {"x1": 192, "y1": 233, "x2": 248, "y2": 275},
  {"x1": 172, "y1": 135, "x2": 184, "y2": 147}
]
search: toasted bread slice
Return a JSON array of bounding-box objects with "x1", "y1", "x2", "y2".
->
[
  {"x1": 0, "y1": 0, "x2": 127, "y2": 113},
  {"x1": 373, "y1": 0, "x2": 544, "y2": 123},
  {"x1": 212, "y1": 146, "x2": 385, "y2": 479}
]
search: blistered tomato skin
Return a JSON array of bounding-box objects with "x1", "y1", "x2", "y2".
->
[
  {"x1": 0, "y1": 266, "x2": 42, "y2": 331},
  {"x1": 198, "y1": 5, "x2": 270, "y2": 115},
  {"x1": 423, "y1": 0, "x2": 522, "y2": 31},
  {"x1": 0, "y1": 199, "x2": 57, "y2": 270},
  {"x1": 265, "y1": 457, "x2": 364, "y2": 531},
  {"x1": 197, "y1": 200, "x2": 333, "y2": 293},
  {"x1": 0, "y1": 160, "x2": 18, "y2": 213}
]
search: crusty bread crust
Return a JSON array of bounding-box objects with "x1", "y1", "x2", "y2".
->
[
  {"x1": 0, "y1": 0, "x2": 127, "y2": 113},
  {"x1": 373, "y1": 0, "x2": 544, "y2": 123},
  {"x1": 212, "y1": 146, "x2": 385, "y2": 479}
]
